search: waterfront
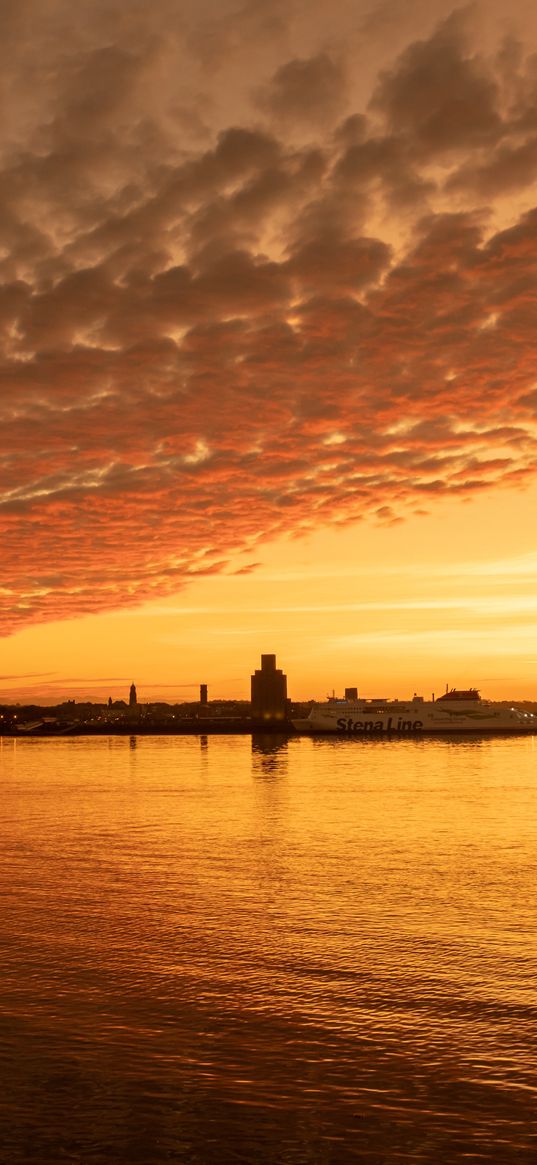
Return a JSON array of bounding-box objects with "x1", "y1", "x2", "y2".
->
[{"x1": 0, "y1": 734, "x2": 536, "y2": 1163}]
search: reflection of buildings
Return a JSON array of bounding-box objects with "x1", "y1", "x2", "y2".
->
[
  {"x1": 251, "y1": 734, "x2": 289, "y2": 778},
  {"x1": 251, "y1": 654, "x2": 287, "y2": 721}
]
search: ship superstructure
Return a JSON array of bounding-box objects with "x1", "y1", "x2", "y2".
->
[{"x1": 293, "y1": 688, "x2": 536, "y2": 735}]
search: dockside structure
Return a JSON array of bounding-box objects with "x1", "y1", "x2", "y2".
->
[{"x1": 250, "y1": 654, "x2": 288, "y2": 721}]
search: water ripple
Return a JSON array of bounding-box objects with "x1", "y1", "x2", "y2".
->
[{"x1": 0, "y1": 734, "x2": 536, "y2": 1162}]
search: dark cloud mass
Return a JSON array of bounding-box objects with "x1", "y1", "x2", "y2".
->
[
  {"x1": 1, "y1": 0, "x2": 537, "y2": 633},
  {"x1": 256, "y1": 52, "x2": 348, "y2": 128}
]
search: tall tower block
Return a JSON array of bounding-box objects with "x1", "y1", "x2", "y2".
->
[{"x1": 250, "y1": 654, "x2": 287, "y2": 720}]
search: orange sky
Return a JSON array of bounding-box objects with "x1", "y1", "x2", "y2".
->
[{"x1": 1, "y1": 0, "x2": 537, "y2": 704}]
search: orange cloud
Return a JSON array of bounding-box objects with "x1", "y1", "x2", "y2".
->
[{"x1": 1, "y1": 6, "x2": 537, "y2": 634}]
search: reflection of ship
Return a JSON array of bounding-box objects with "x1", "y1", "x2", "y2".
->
[{"x1": 293, "y1": 689, "x2": 537, "y2": 735}]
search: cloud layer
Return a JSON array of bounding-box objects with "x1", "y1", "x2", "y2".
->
[{"x1": 1, "y1": 1, "x2": 537, "y2": 632}]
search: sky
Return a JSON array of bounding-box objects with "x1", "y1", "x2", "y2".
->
[{"x1": 1, "y1": 0, "x2": 537, "y2": 704}]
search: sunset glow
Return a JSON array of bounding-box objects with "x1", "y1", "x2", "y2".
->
[{"x1": 2, "y1": 0, "x2": 537, "y2": 703}]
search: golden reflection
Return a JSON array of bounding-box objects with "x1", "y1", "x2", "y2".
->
[
  {"x1": 251, "y1": 734, "x2": 289, "y2": 777},
  {"x1": 0, "y1": 731, "x2": 536, "y2": 1165}
]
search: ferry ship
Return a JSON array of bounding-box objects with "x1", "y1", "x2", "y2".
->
[{"x1": 293, "y1": 688, "x2": 536, "y2": 735}]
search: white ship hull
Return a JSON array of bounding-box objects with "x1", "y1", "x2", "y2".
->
[{"x1": 293, "y1": 692, "x2": 536, "y2": 736}]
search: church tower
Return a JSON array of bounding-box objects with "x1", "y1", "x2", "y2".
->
[{"x1": 129, "y1": 682, "x2": 137, "y2": 707}]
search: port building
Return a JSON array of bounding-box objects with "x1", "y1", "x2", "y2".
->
[{"x1": 250, "y1": 654, "x2": 288, "y2": 721}]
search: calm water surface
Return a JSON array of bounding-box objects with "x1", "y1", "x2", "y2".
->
[{"x1": 0, "y1": 733, "x2": 536, "y2": 1163}]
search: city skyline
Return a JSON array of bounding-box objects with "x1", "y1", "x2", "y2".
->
[{"x1": 2, "y1": 0, "x2": 537, "y2": 703}]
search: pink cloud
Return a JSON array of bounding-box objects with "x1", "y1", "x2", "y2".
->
[{"x1": 1, "y1": 7, "x2": 537, "y2": 633}]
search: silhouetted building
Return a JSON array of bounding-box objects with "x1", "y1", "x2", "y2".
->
[
  {"x1": 345, "y1": 687, "x2": 358, "y2": 701},
  {"x1": 251, "y1": 654, "x2": 287, "y2": 721},
  {"x1": 198, "y1": 683, "x2": 209, "y2": 719},
  {"x1": 129, "y1": 683, "x2": 137, "y2": 707}
]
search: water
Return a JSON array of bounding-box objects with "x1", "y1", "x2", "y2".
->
[{"x1": 0, "y1": 733, "x2": 536, "y2": 1163}]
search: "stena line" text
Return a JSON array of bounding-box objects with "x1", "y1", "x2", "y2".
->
[{"x1": 336, "y1": 717, "x2": 424, "y2": 733}]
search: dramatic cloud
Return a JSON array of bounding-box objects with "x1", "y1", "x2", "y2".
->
[
  {"x1": 256, "y1": 52, "x2": 348, "y2": 129},
  {"x1": 1, "y1": 0, "x2": 537, "y2": 633},
  {"x1": 369, "y1": 11, "x2": 503, "y2": 154}
]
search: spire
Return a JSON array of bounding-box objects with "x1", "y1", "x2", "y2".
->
[{"x1": 129, "y1": 682, "x2": 137, "y2": 707}]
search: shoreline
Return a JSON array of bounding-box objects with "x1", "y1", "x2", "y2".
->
[
  {"x1": 1, "y1": 718, "x2": 297, "y2": 738},
  {"x1": 2, "y1": 721, "x2": 536, "y2": 739}
]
